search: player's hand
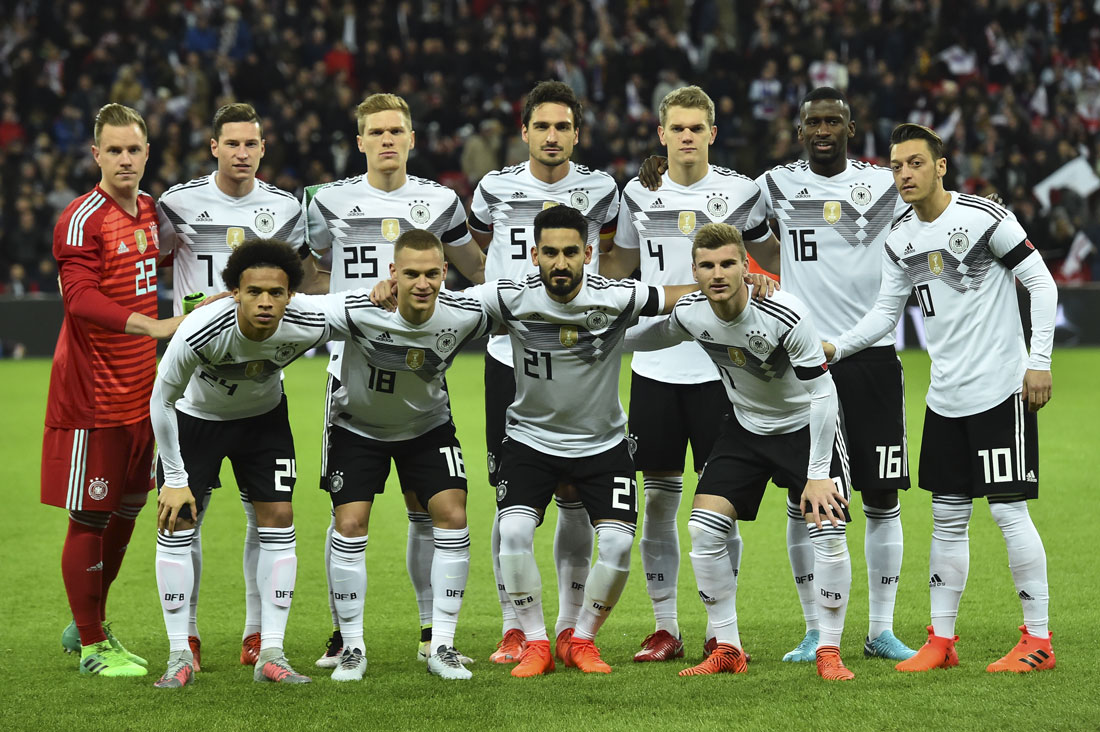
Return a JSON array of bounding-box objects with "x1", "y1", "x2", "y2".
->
[
  {"x1": 1022, "y1": 369, "x2": 1052, "y2": 412},
  {"x1": 985, "y1": 191, "x2": 1004, "y2": 206},
  {"x1": 800, "y1": 478, "x2": 848, "y2": 530},
  {"x1": 638, "y1": 156, "x2": 669, "y2": 191},
  {"x1": 157, "y1": 485, "x2": 196, "y2": 534},
  {"x1": 822, "y1": 342, "x2": 836, "y2": 361},
  {"x1": 369, "y1": 278, "x2": 398, "y2": 311},
  {"x1": 195, "y1": 292, "x2": 232, "y2": 308},
  {"x1": 745, "y1": 273, "x2": 779, "y2": 300}
]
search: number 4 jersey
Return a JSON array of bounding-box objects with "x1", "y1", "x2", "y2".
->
[{"x1": 156, "y1": 173, "x2": 306, "y2": 314}]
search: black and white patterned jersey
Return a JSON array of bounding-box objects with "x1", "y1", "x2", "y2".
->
[
  {"x1": 835, "y1": 192, "x2": 1051, "y2": 417},
  {"x1": 304, "y1": 174, "x2": 472, "y2": 294},
  {"x1": 631, "y1": 289, "x2": 838, "y2": 477},
  {"x1": 756, "y1": 159, "x2": 905, "y2": 343},
  {"x1": 470, "y1": 274, "x2": 662, "y2": 458},
  {"x1": 616, "y1": 166, "x2": 770, "y2": 383},
  {"x1": 301, "y1": 290, "x2": 496, "y2": 442},
  {"x1": 152, "y1": 296, "x2": 331, "y2": 487},
  {"x1": 469, "y1": 161, "x2": 620, "y2": 366},
  {"x1": 157, "y1": 173, "x2": 306, "y2": 315}
]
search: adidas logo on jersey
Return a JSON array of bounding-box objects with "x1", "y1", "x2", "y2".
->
[
  {"x1": 510, "y1": 191, "x2": 527, "y2": 199},
  {"x1": 929, "y1": 573, "x2": 945, "y2": 588},
  {"x1": 699, "y1": 330, "x2": 713, "y2": 341},
  {"x1": 347, "y1": 205, "x2": 364, "y2": 216},
  {"x1": 196, "y1": 210, "x2": 212, "y2": 222},
  {"x1": 376, "y1": 332, "x2": 393, "y2": 342},
  {"x1": 1025, "y1": 470, "x2": 1037, "y2": 482},
  {"x1": 219, "y1": 353, "x2": 235, "y2": 363},
  {"x1": 527, "y1": 313, "x2": 544, "y2": 321},
  {"x1": 650, "y1": 198, "x2": 665, "y2": 209},
  {"x1": 117, "y1": 242, "x2": 129, "y2": 254},
  {"x1": 794, "y1": 188, "x2": 810, "y2": 199},
  {"x1": 903, "y1": 243, "x2": 915, "y2": 255}
]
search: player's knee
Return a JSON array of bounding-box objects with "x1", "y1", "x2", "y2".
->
[
  {"x1": 554, "y1": 482, "x2": 579, "y2": 502},
  {"x1": 594, "y1": 522, "x2": 635, "y2": 571},
  {"x1": 427, "y1": 490, "x2": 467, "y2": 530},
  {"x1": 861, "y1": 490, "x2": 899, "y2": 510},
  {"x1": 642, "y1": 485, "x2": 682, "y2": 524},
  {"x1": 931, "y1": 499, "x2": 972, "y2": 540},
  {"x1": 254, "y1": 500, "x2": 293, "y2": 528},
  {"x1": 688, "y1": 521, "x2": 727, "y2": 557},
  {"x1": 809, "y1": 532, "x2": 848, "y2": 562},
  {"x1": 498, "y1": 511, "x2": 537, "y2": 555}
]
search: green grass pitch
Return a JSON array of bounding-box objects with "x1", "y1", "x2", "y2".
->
[{"x1": 2, "y1": 349, "x2": 1097, "y2": 731}]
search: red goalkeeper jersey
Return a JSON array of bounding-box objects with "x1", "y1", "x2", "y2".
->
[{"x1": 45, "y1": 186, "x2": 161, "y2": 429}]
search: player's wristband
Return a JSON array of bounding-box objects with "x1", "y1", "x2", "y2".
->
[{"x1": 182, "y1": 292, "x2": 206, "y2": 315}]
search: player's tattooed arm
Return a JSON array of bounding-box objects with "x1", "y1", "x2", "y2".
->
[{"x1": 638, "y1": 156, "x2": 670, "y2": 191}]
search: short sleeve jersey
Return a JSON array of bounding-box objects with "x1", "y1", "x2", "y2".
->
[
  {"x1": 874, "y1": 192, "x2": 1041, "y2": 417},
  {"x1": 756, "y1": 160, "x2": 905, "y2": 343},
  {"x1": 301, "y1": 290, "x2": 496, "y2": 441},
  {"x1": 666, "y1": 289, "x2": 830, "y2": 435},
  {"x1": 157, "y1": 173, "x2": 305, "y2": 314},
  {"x1": 471, "y1": 274, "x2": 660, "y2": 457},
  {"x1": 158, "y1": 297, "x2": 331, "y2": 422},
  {"x1": 469, "y1": 161, "x2": 621, "y2": 366},
  {"x1": 616, "y1": 166, "x2": 770, "y2": 383},
  {"x1": 46, "y1": 187, "x2": 160, "y2": 429}
]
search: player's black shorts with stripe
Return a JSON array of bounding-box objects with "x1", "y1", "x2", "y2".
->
[
  {"x1": 156, "y1": 396, "x2": 297, "y2": 522},
  {"x1": 830, "y1": 345, "x2": 910, "y2": 493},
  {"x1": 628, "y1": 373, "x2": 728, "y2": 473},
  {"x1": 919, "y1": 392, "x2": 1039, "y2": 499},
  {"x1": 321, "y1": 419, "x2": 468, "y2": 508},
  {"x1": 484, "y1": 353, "x2": 516, "y2": 486},
  {"x1": 496, "y1": 437, "x2": 637, "y2": 524},
  {"x1": 696, "y1": 412, "x2": 852, "y2": 522}
]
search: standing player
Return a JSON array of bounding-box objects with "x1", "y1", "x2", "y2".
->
[
  {"x1": 43, "y1": 103, "x2": 184, "y2": 677},
  {"x1": 151, "y1": 239, "x2": 328, "y2": 688},
  {"x1": 826, "y1": 123, "x2": 1056, "y2": 673},
  {"x1": 155, "y1": 102, "x2": 310, "y2": 670},
  {"x1": 467, "y1": 80, "x2": 620, "y2": 663},
  {"x1": 473, "y1": 206, "x2": 698, "y2": 677},
  {"x1": 305, "y1": 92, "x2": 486, "y2": 666},
  {"x1": 311, "y1": 230, "x2": 495, "y2": 681},
  {"x1": 601, "y1": 85, "x2": 773, "y2": 662},
  {"x1": 627, "y1": 223, "x2": 856, "y2": 681},
  {"x1": 753, "y1": 88, "x2": 914, "y2": 662}
]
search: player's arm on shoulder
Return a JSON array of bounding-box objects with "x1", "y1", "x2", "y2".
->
[
  {"x1": 445, "y1": 240, "x2": 486, "y2": 284},
  {"x1": 656, "y1": 284, "x2": 699, "y2": 313},
  {"x1": 623, "y1": 312, "x2": 689, "y2": 352},
  {"x1": 638, "y1": 156, "x2": 668, "y2": 191},
  {"x1": 745, "y1": 231, "x2": 781, "y2": 275},
  {"x1": 468, "y1": 226, "x2": 492, "y2": 251}
]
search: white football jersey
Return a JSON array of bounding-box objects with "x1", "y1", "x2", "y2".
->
[
  {"x1": 616, "y1": 166, "x2": 770, "y2": 383},
  {"x1": 757, "y1": 159, "x2": 905, "y2": 343},
  {"x1": 470, "y1": 161, "x2": 621, "y2": 366},
  {"x1": 839, "y1": 192, "x2": 1043, "y2": 417},
  {"x1": 471, "y1": 274, "x2": 662, "y2": 458},
  {"x1": 157, "y1": 173, "x2": 306, "y2": 314},
  {"x1": 300, "y1": 290, "x2": 496, "y2": 442},
  {"x1": 152, "y1": 296, "x2": 332, "y2": 487}
]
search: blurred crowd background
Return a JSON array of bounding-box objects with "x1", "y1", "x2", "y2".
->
[{"x1": 2, "y1": 0, "x2": 1099, "y2": 297}]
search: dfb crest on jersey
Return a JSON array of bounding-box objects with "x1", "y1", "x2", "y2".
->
[
  {"x1": 850, "y1": 186, "x2": 872, "y2": 206},
  {"x1": 134, "y1": 228, "x2": 148, "y2": 254},
  {"x1": 678, "y1": 211, "x2": 696, "y2": 235},
  {"x1": 707, "y1": 195, "x2": 728, "y2": 218},
  {"x1": 227, "y1": 227, "x2": 246, "y2": 249},
  {"x1": 928, "y1": 251, "x2": 944, "y2": 276},
  {"x1": 381, "y1": 218, "x2": 400, "y2": 242},
  {"x1": 436, "y1": 332, "x2": 457, "y2": 353},
  {"x1": 329, "y1": 471, "x2": 344, "y2": 494},
  {"x1": 542, "y1": 201, "x2": 560, "y2": 210},
  {"x1": 727, "y1": 347, "x2": 747, "y2": 367},
  {"x1": 486, "y1": 452, "x2": 497, "y2": 476},
  {"x1": 823, "y1": 201, "x2": 842, "y2": 225},
  {"x1": 585, "y1": 310, "x2": 609, "y2": 331},
  {"x1": 88, "y1": 477, "x2": 109, "y2": 501},
  {"x1": 275, "y1": 344, "x2": 296, "y2": 362},
  {"x1": 410, "y1": 203, "x2": 430, "y2": 224},
  {"x1": 569, "y1": 190, "x2": 590, "y2": 210},
  {"x1": 748, "y1": 332, "x2": 770, "y2": 355},
  {"x1": 948, "y1": 229, "x2": 969, "y2": 254},
  {"x1": 495, "y1": 480, "x2": 508, "y2": 503},
  {"x1": 559, "y1": 326, "x2": 579, "y2": 347},
  {"x1": 406, "y1": 348, "x2": 425, "y2": 369},
  {"x1": 254, "y1": 210, "x2": 276, "y2": 234},
  {"x1": 625, "y1": 433, "x2": 638, "y2": 458}
]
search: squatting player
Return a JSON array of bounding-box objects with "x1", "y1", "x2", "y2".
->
[
  {"x1": 826, "y1": 123, "x2": 1057, "y2": 673},
  {"x1": 467, "y1": 80, "x2": 620, "y2": 663},
  {"x1": 152, "y1": 239, "x2": 330, "y2": 687},
  {"x1": 43, "y1": 103, "x2": 184, "y2": 678},
  {"x1": 628, "y1": 223, "x2": 857, "y2": 681}
]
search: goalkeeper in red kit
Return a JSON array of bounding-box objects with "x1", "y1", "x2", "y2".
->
[{"x1": 41, "y1": 104, "x2": 185, "y2": 677}]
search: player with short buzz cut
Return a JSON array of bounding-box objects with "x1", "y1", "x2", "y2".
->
[
  {"x1": 43, "y1": 102, "x2": 185, "y2": 678},
  {"x1": 151, "y1": 239, "x2": 332, "y2": 688},
  {"x1": 602, "y1": 85, "x2": 773, "y2": 662},
  {"x1": 469, "y1": 205, "x2": 704, "y2": 677},
  {"x1": 627, "y1": 222, "x2": 857, "y2": 681},
  {"x1": 467, "y1": 79, "x2": 621, "y2": 664},
  {"x1": 154, "y1": 101, "x2": 315, "y2": 672},
  {"x1": 308, "y1": 229, "x2": 497, "y2": 682},
  {"x1": 826, "y1": 123, "x2": 1057, "y2": 674},
  {"x1": 306, "y1": 92, "x2": 486, "y2": 667}
]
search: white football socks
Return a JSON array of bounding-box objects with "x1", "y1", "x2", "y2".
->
[
  {"x1": 241, "y1": 498, "x2": 262, "y2": 638},
  {"x1": 640, "y1": 478, "x2": 682, "y2": 637},
  {"x1": 188, "y1": 499, "x2": 206, "y2": 638},
  {"x1": 406, "y1": 512, "x2": 434, "y2": 627},
  {"x1": 574, "y1": 522, "x2": 634, "y2": 641},
  {"x1": 553, "y1": 498, "x2": 593, "y2": 637},
  {"x1": 490, "y1": 510, "x2": 521, "y2": 634},
  {"x1": 787, "y1": 498, "x2": 818, "y2": 631},
  {"x1": 807, "y1": 520, "x2": 851, "y2": 649},
  {"x1": 430, "y1": 526, "x2": 471, "y2": 651},
  {"x1": 329, "y1": 530, "x2": 367, "y2": 652},
  {"x1": 257, "y1": 525, "x2": 297, "y2": 651},
  {"x1": 156, "y1": 528, "x2": 195, "y2": 653},
  {"x1": 324, "y1": 510, "x2": 339, "y2": 629},
  {"x1": 498, "y1": 508, "x2": 546, "y2": 642},
  {"x1": 864, "y1": 502, "x2": 903, "y2": 639},
  {"x1": 689, "y1": 509, "x2": 740, "y2": 648},
  {"x1": 989, "y1": 500, "x2": 1049, "y2": 637},
  {"x1": 929, "y1": 496, "x2": 972, "y2": 638}
]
